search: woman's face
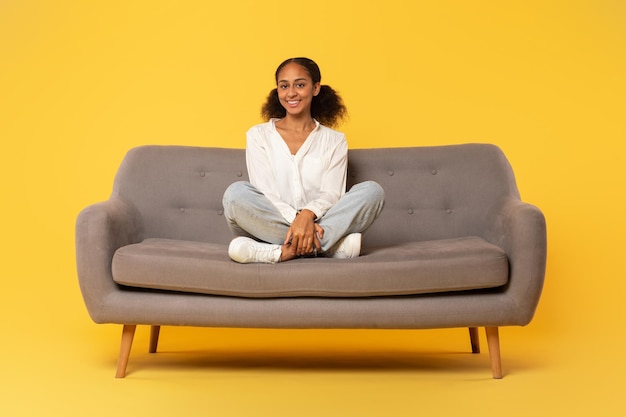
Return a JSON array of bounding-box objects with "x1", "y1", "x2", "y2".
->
[{"x1": 276, "y1": 62, "x2": 321, "y2": 118}]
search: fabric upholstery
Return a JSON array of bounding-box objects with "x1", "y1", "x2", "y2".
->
[
  {"x1": 76, "y1": 144, "x2": 547, "y2": 329},
  {"x1": 112, "y1": 237, "x2": 508, "y2": 298}
]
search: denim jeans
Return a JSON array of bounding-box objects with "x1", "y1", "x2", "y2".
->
[{"x1": 222, "y1": 181, "x2": 384, "y2": 252}]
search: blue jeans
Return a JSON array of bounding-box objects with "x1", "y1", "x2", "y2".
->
[{"x1": 222, "y1": 181, "x2": 384, "y2": 252}]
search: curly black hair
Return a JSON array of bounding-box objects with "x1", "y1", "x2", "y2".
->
[{"x1": 261, "y1": 58, "x2": 347, "y2": 128}]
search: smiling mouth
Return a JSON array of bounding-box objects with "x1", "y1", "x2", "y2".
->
[{"x1": 287, "y1": 100, "x2": 299, "y2": 106}]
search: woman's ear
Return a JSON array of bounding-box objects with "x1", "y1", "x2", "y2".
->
[{"x1": 313, "y1": 82, "x2": 321, "y2": 96}]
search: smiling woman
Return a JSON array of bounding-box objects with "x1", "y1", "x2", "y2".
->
[
  {"x1": 222, "y1": 57, "x2": 385, "y2": 264},
  {"x1": 261, "y1": 57, "x2": 347, "y2": 128}
]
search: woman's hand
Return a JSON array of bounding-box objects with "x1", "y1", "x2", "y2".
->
[{"x1": 284, "y1": 209, "x2": 323, "y2": 257}]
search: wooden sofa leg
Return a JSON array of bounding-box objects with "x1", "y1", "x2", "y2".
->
[
  {"x1": 115, "y1": 324, "x2": 136, "y2": 378},
  {"x1": 469, "y1": 327, "x2": 480, "y2": 353},
  {"x1": 485, "y1": 326, "x2": 503, "y2": 379},
  {"x1": 149, "y1": 325, "x2": 161, "y2": 353}
]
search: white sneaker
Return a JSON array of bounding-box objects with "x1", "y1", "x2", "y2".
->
[
  {"x1": 325, "y1": 233, "x2": 361, "y2": 259},
  {"x1": 228, "y1": 237, "x2": 282, "y2": 264}
]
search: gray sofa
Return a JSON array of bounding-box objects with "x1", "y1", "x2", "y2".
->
[{"x1": 75, "y1": 144, "x2": 546, "y2": 378}]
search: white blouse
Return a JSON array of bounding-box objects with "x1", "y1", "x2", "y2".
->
[{"x1": 245, "y1": 119, "x2": 348, "y2": 224}]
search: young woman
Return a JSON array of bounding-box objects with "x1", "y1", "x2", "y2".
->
[{"x1": 222, "y1": 57, "x2": 384, "y2": 263}]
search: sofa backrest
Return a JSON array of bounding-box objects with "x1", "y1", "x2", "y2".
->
[
  {"x1": 112, "y1": 144, "x2": 520, "y2": 245},
  {"x1": 347, "y1": 144, "x2": 520, "y2": 246}
]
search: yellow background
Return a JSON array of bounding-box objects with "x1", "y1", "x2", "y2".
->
[{"x1": 1, "y1": 0, "x2": 625, "y2": 415}]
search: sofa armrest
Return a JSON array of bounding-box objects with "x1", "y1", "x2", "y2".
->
[
  {"x1": 485, "y1": 197, "x2": 547, "y2": 324},
  {"x1": 75, "y1": 198, "x2": 143, "y2": 323}
]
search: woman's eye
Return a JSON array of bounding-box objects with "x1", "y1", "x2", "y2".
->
[{"x1": 278, "y1": 83, "x2": 306, "y2": 89}]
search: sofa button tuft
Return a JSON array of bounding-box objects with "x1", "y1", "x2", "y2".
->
[
  {"x1": 431, "y1": 169, "x2": 438, "y2": 175},
  {"x1": 200, "y1": 171, "x2": 206, "y2": 177},
  {"x1": 217, "y1": 210, "x2": 223, "y2": 215},
  {"x1": 408, "y1": 209, "x2": 414, "y2": 214},
  {"x1": 388, "y1": 170, "x2": 394, "y2": 176},
  {"x1": 180, "y1": 208, "x2": 186, "y2": 213},
  {"x1": 236, "y1": 171, "x2": 243, "y2": 177},
  {"x1": 446, "y1": 208, "x2": 452, "y2": 214}
]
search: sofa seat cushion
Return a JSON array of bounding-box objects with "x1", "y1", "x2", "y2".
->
[{"x1": 111, "y1": 236, "x2": 509, "y2": 298}]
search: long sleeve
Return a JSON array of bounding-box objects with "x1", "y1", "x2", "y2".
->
[
  {"x1": 298, "y1": 138, "x2": 347, "y2": 219},
  {"x1": 246, "y1": 126, "x2": 299, "y2": 223}
]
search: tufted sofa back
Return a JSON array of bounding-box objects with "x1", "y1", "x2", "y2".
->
[
  {"x1": 347, "y1": 144, "x2": 519, "y2": 246},
  {"x1": 112, "y1": 144, "x2": 520, "y2": 246}
]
